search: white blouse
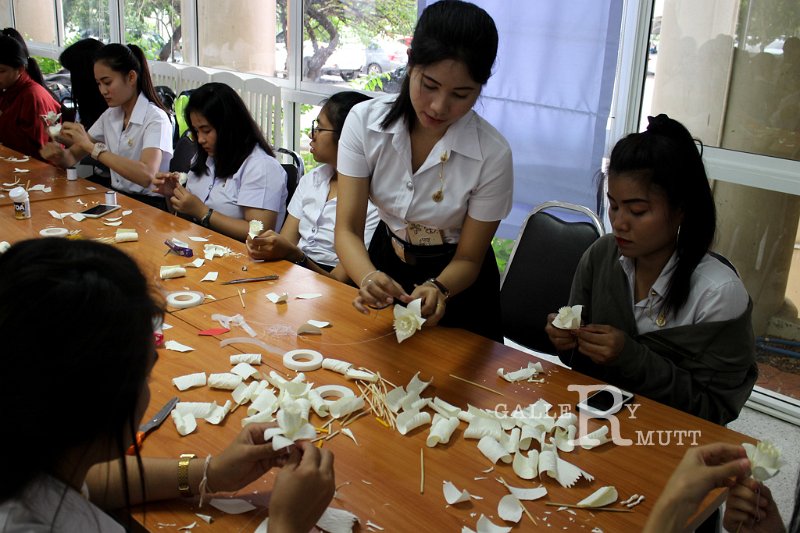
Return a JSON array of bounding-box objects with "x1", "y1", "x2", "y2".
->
[{"x1": 337, "y1": 97, "x2": 514, "y2": 243}]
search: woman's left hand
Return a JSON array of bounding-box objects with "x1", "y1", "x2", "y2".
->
[
  {"x1": 575, "y1": 324, "x2": 626, "y2": 364},
  {"x1": 59, "y1": 122, "x2": 92, "y2": 152},
  {"x1": 410, "y1": 283, "x2": 446, "y2": 327},
  {"x1": 207, "y1": 423, "x2": 293, "y2": 492},
  {"x1": 170, "y1": 184, "x2": 206, "y2": 219}
]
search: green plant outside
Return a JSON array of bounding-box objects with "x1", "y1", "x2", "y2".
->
[
  {"x1": 35, "y1": 56, "x2": 62, "y2": 75},
  {"x1": 492, "y1": 237, "x2": 515, "y2": 275}
]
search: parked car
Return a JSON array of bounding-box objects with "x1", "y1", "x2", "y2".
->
[
  {"x1": 378, "y1": 65, "x2": 406, "y2": 93},
  {"x1": 363, "y1": 39, "x2": 407, "y2": 75}
]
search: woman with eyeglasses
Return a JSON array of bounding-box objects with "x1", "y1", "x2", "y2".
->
[
  {"x1": 544, "y1": 115, "x2": 756, "y2": 426},
  {"x1": 247, "y1": 91, "x2": 379, "y2": 282},
  {"x1": 334, "y1": 1, "x2": 513, "y2": 341},
  {"x1": 152, "y1": 82, "x2": 287, "y2": 241},
  {"x1": 0, "y1": 238, "x2": 334, "y2": 532}
]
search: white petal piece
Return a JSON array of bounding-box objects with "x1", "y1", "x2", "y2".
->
[
  {"x1": 201, "y1": 271, "x2": 218, "y2": 282},
  {"x1": 230, "y1": 353, "x2": 261, "y2": 365},
  {"x1": 164, "y1": 340, "x2": 194, "y2": 352},
  {"x1": 443, "y1": 481, "x2": 472, "y2": 504},
  {"x1": 345, "y1": 368, "x2": 378, "y2": 382},
  {"x1": 171, "y1": 410, "x2": 197, "y2": 436},
  {"x1": 430, "y1": 397, "x2": 462, "y2": 418},
  {"x1": 478, "y1": 435, "x2": 512, "y2": 464},
  {"x1": 297, "y1": 323, "x2": 322, "y2": 335},
  {"x1": 554, "y1": 425, "x2": 577, "y2": 453},
  {"x1": 393, "y1": 298, "x2": 426, "y2": 343},
  {"x1": 396, "y1": 409, "x2": 431, "y2": 435},
  {"x1": 177, "y1": 521, "x2": 196, "y2": 530},
  {"x1": 512, "y1": 450, "x2": 540, "y2": 480},
  {"x1": 329, "y1": 396, "x2": 365, "y2": 419},
  {"x1": 206, "y1": 401, "x2": 232, "y2": 424},
  {"x1": 208, "y1": 372, "x2": 243, "y2": 390},
  {"x1": 472, "y1": 515, "x2": 512, "y2": 533},
  {"x1": 743, "y1": 441, "x2": 783, "y2": 482},
  {"x1": 497, "y1": 362, "x2": 544, "y2": 383},
  {"x1": 341, "y1": 428, "x2": 358, "y2": 445},
  {"x1": 266, "y1": 292, "x2": 288, "y2": 304},
  {"x1": 576, "y1": 486, "x2": 618, "y2": 508},
  {"x1": 208, "y1": 498, "x2": 256, "y2": 514},
  {"x1": 195, "y1": 514, "x2": 212, "y2": 524},
  {"x1": 307, "y1": 320, "x2": 331, "y2": 328},
  {"x1": 248, "y1": 388, "x2": 279, "y2": 416},
  {"x1": 69, "y1": 213, "x2": 86, "y2": 221},
  {"x1": 496, "y1": 478, "x2": 548, "y2": 501},
  {"x1": 103, "y1": 220, "x2": 123, "y2": 227},
  {"x1": 539, "y1": 442, "x2": 594, "y2": 488},
  {"x1": 188, "y1": 236, "x2": 208, "y2": 242},
  {"x1": 427, "y1": 414, "x2": 460, "y2": 447},
  {"x1": 295, "y1": 293, "x2": 322, "y2": 299},
  {"x1": 172, "y1": 372, "x2": 207, "y2": 391},
  {"x1": 122, "y1": 210, "x2": 133, "y2": 216},
  {"x1": 104, "y1": 216, "x2": 122, "y2": 222},
  {"x1": 552, "y1": 304, "x2": 583, "y2": 330},
  {"x1": 248, "y1": 220, "x2": 263, "y2": 239},
  {"x1": 498, "y1": 494, "x2": 524, "y2": 523},
  {"x1": 315, "y1": 507, "x2": 360, "y2": 533},
  {"x1": 322, "y1": 358, "x2": 352, "y2": 375},
  {"x1": 114, "y1": 228, "x2": 138, "y2": 243},
  {"x1": 578, "y1": 425, "x2": 611, "y2": 449},
  {"x1": 187, "y1": 258, "x2": 205, "y2": 268},
  {"x1": 231, "y1": 362, "x2": 260, "y2": 380},
  {"x1": 160, "y1": 265, "x2": 186, "y2": 279}
]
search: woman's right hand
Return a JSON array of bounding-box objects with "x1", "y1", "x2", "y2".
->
[
  {"x1": 354, "y1": 271, "x2": 410, "y2": 313},
  {"x1": 545, "y1": 313, "x2": 578, "y2": 351},
  {"x1": 40, "y1": 142, "x2": 68, "y2": 167},
  {"x1": 247, "y1": 230, "x2": 291, "y2": 261},
  {"x1": 152, "y1": 172, "x2": 179, "y2": 197},
  {"x1": 268, "y1": 441, "x2": 335, "y2": 533}
]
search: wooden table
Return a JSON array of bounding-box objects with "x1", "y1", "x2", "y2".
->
[
  {"x1": 0, "y1": 145, "x2": 101, "y2": 205},
  {"x1": 1, "y1": 147, "x2": 753, "y2": 532}
]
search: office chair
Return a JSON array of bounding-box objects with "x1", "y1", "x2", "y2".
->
[
  {"x1": 500, "y1": 201, "x2": 604, "y2": 354},
  {"x1": 276, "y1": 147, "x2": 305, "y2": 208}
]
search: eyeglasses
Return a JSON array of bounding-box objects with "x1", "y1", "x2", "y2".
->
[{"x1": 311, "y1": 119, "x2": 337, "y2": 137}]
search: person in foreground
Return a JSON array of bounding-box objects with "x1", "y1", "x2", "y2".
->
[
  {"x1": 334, "y1": 0, "x2": 513, "y2": 341},
  {"x1": 0, "y1": 29, "x2": 61, "y2": 157},
  {"x1": 153, "y1": 82, "x2": 287, "y2": 241},
  {"x1": 41, "y1": 43, "x2": 173, "y2": 210},
  {"x1": 247, "y1": 91, "x2": 379, "y2": 281},
  {"x1": 0, "y1": 238, "x2": 334, "y2": 532},
  {"x1": 643, "y1": 443, "x2": 798, "y2": 533},
  {"x1": 545, "y1": 114, "x2": 757, "y2": 425}
]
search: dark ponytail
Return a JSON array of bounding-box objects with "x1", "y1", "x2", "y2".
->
[
  {"x1": 607, "y1": 114, "x2": 715, "y2": 317},
  {"x1": 380, "y1": 0, "x2": 498, "y2": 132},
  {"x1": 0, "y1": 28, "x2": 52, "y2": 94},
  {"x1": 94, "y1": 43, "x2": 169, "y2": 115}
]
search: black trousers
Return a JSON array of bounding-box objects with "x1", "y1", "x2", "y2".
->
[{"x1": 368, "y1": 222, "x2": 503, "y2": 342}]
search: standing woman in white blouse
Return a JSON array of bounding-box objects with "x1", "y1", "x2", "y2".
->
[
  {"x1": 152, "y1": 83, "x2": 287, "y2": 241},
  {"x1": 335, "y1": 0, "x2": 513, "y2": 341},
  {"x1": 41, "y1": 44, "x2": 173, "y2": 210}
]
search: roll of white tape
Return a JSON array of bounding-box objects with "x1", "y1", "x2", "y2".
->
[
  {"x1": 39, "y1": 227, "x2": 69, "y2": 237},
  {"x1": 315, "y1": 384, "x2": 356, "y2": 400},
  {"x1": 283, "y1": 349, "x2": 324, "y2": 372},
  {"x1": 166, "y1": 290, "x2": 204, "y2": 309}
]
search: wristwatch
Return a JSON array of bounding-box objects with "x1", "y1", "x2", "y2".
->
[
  {"x1": 200, "y1": 208, "x2": 214, "y2": 228},
  {"x1": 177, "y1": 453, "x2": 196, "y2": 496},
  {"x1": 91, "y1": 142, "x2": 108, "y2": 159},
  {"x1": 425, "y1": 278, "x2": 450, "y2": 300}
]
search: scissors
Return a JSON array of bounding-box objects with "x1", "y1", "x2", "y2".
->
[{"x1": 126, "y1": 396, "x2": 179, "y2": 455}]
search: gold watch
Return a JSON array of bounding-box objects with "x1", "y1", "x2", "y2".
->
[{"x1": 178, "y1": 453, "x2": 196, "y2": 496}]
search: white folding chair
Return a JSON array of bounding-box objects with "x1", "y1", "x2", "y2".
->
[
  {"x1": 210, "y1": 70, "x2": 245, "y2": 94},
  {"x1": 178, "y1": 66, "x2": 211, "y2": 93},
  {"x1": 148, "y1": 61, "x2": 180, "y2": 92},
  {"x1": 243, "y1": 76, "x2": 282, "y2": 148}
]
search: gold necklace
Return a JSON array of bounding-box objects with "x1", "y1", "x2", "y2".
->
[{"x1": 432, "y1": 151, "x2": 449, "y2": 202}]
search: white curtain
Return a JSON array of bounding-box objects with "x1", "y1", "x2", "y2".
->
[{"x1": 423, "y1": 0, "x2": 623, "y2": 238}]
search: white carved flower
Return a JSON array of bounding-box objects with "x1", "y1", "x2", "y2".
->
[
  {"x1": 40, "y1": 111, "x2": 61, "y2": 125},
  {"x1": 394, "y1": 298, "x2": 426, "y2": 343},
  {"x1": 743, "y1": 440, "x2": 782, "y2": 482},
  {"x1": 248, "y1": 219, "x2": 264, "y2": 239},
  {"x1": 48, "y1": 124, "x2": 62, "y2": 138},
  {"x1": 263, "y1": 399, "x2": 317, "y2": 451},
  {"x1": 552, "y1": 304, "x2": 583, "y2": 330}
]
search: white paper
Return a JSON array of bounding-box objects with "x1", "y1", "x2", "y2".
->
[
  {"x1": 165, "y1": 340, "x2": 194, "y2": 352},
  {"x1": 204, "y1": 243, "x2": 232, "y2": 259},
  {"x1": 307, "y1": 320, "x2": 331, "y2": 329},
  {"x1": 498, "y1": 494, "x2": 524, "y2": 523},
  {"x1": 187, "y1": 258, "x2": 205, "y2": 268},
  {"x1": 497, "y1": 361, "x2": 544, "y2": 383},
  {"x1": 295, "y1": 293, "x2": 322, "y2": 299},
  {"x1": 512, "y1": 450, "x2": 540, "y2": 480},
  {"x1": 208, "y1": 372, "x2": 243, "y2": 390},
  {"x1": 189, "y1": 236, "x2": 209, "y2": 242},
  {"x1": 171, "y1": 410, "x2": 196, "y2": 436},
  {"x1": 576, "y1": 486, "x2": 618, "y2": 508},
  {"x1": 266, "y1": 292, "x2": 289, "y2": 304},
  {"x1": 443, "y1": 481, "x2": 472, "y2": 504},
  {"x1": 201, "y1": 271, "x2": 219, "y2": 282},
  {"x1": 208, "y1": 498, "x2": 256, "y2": 514},
  {"x1": 231, "y1": 362, "x2": 260, "y2": 380},
  {"x1": 172, "y1": 372, "x2": 207, "y2": 391},
  {"x1": 160, "y1": 266, "x2": 187, "y2": 279}
]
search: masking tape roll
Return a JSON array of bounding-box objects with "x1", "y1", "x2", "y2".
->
[
  {"x1": 166, "y1": 290, "x2": 204, "y2": 309},
  {"x1": 315, "y1": 384, "x2": 356, "y2": 400},
  {"x1": 39, "y1": 227, "x2": 69, "y2": 237},
  {"x1": 283, "y1": 349, "x2": 324, "y2": 372}
]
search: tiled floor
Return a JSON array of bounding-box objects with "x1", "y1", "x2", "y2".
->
[{"x1": 757, "y1": 362, "x2": 800, "y2": 401}]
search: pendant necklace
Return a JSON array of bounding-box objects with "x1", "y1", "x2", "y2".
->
[{"x1": 432, "y1": 151, "x2": 449, "y2": 202}]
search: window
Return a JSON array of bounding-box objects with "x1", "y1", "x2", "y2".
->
[
  {"x1": 124, "y1": 0, "x2": 181, "y2": 62},
  {"x1": 0, "y1": 0, "x2": 12, "y2": 28},
  {"x1": 62, "y1": 0, "x2": 110, "y2": 45},
  {"x1": 638, "y1": 0, "x2": 800, "y2": 405},
  {"x1": 13, "y1": 0, "x2": 57, "y2": 46}
]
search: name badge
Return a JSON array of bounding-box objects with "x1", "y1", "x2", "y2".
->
[{"x1": 407, "y1": 223, "x2": 444, "y2": 246}]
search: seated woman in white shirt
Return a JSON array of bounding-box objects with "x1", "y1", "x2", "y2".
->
[
  {"x1": 247, "y1": 91, "x2": 380, "y2": 282},
  {"x1": 41, "y1": 43, "x2": 173, "y2": 211},
  {"x1": 153, "y1": 82, "x2": 287, "y2": 241},
  {"x1": 545, "y1": 115, "x2": 756, "y2": 426},
  {"x1": 0, "y1": 238, "x2": 334, "y2": 533}
]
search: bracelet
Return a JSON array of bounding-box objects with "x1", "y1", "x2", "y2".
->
[
  {"x1": 425, "y1": 278, "x2": 451, "y2": 300},
  {"x1": 294, "y1": 252, "x2": 307, "y2": 266},
  {"x1": 200, "y1": 208, "x2": 214, "y2": 228},
  {"x1": 178, "y1": 453, "x2": 197, "y2": 496},
  {"x1": 198, "y1": 454, "x2": 213, "y2": 507},
  {"x1": 360, "y1": 269, "x2": 380, "y2": 288}
]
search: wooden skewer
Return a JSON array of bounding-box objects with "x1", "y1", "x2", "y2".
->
[
  {"x1": 448, "y1": 374, "x2": 505, "y2": 396},
  {"x1": 419, "y1": 448, "x2": 425, "y2": 494},
  {"x1": 237, "y1": 288, "x2": 246, "y2": 308},
  {"x1": 545, "y1": 502, "x2": 632, "y2": 513},
  {"x1": 342, "y1": 409, "x2": 369, "y2": 427},
  {"x1": 520, "y1": 502, "x2": 537, "y2": 525}
]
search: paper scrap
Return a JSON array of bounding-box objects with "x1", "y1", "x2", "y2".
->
[
  {"x1": 173, "y1": 372, "x2": 207, "y2": 391},
  {"x1": 498, "y1": 494, "x2": 524, "y2": 523},
  {"x1": 307, "y1": 320, "x2": 331, "y2": 328},
  {"x1": 103, "y1": 220, "x2": 123, "y2": 227},
  {"x1": 266, "y1": 292, "x2": 288, "y2": 304},
  {"x1": 122, "y1": 210, "x2": 133, "y2": 216},
  {"x1": 341, "y1": 427, "x2": 359, "y2": 445},
  {"x1": 297, "y1": 323, "x2": 323, "y2": 335},
  {"x1": 188, "y1": 236, "x2": 209, "y2": 242},
  {"x1": 443, "y1": 481, "x2": 472, "y2": 505},
  {"x1": 201, "y1": 271, "x2": 219, "y2": 282},
  {"x1": 208, "y1": 498, "x2": 257, "y2": 514},
  {"x1": 576, "y1": 486, "x2": 618, "y2": 508},
  {"x1": 160, "y1": 266, "x2": 187, "y2": 280},
  {"x1": 165, "y1": 340, "x2": 194, "y2": 353},
  {"x1": 187, "y1": 258, "x2": 205, "y2": 268},
  {"x1": 296, "y1": 293, "x2": 322, "y2": 300}
]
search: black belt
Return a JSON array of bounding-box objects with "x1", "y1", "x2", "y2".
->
[{"x1": 387, "y1": 225, "x2": 456, "y2": 266}]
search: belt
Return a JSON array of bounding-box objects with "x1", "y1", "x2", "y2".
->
[{"x1": 387, "y1": 226, "x2": 456, "y2": 266}]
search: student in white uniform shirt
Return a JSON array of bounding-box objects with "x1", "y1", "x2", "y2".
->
[
  {"x1": 41, "y1": 43, "x2": 173, "y2": 211},
  {"x1": 152, "y1": 82, "x2": 287, "y2": 241},
  {"x1": 247, "y1": 91, "x2": 379, "y2": 282},
  {"x1": 335, "y1": 1, "x2": 513, "y2": 341},
  {"x1": 0, "y1": 238, "x2": 334, "y2": 533}
]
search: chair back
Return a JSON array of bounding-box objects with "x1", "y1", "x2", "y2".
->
[
  {"x1": 148, "y1": 61, "x2": 180, "y2": 92},
  {"x1": 211, "y1": 70, "x2": 245, "y2": 93},
  {"x1": 500, "y1": 201, "x2": 604, "y2": 353},
  {"x1": 275, "y1": 147, "x2": 304, "y2": 208},
  {"x1": 178, "y1": 66, "x2": 211, "y2": 93},
  {"x1": 243, "y1": 77, "x2": 282, "y2": 148}
]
